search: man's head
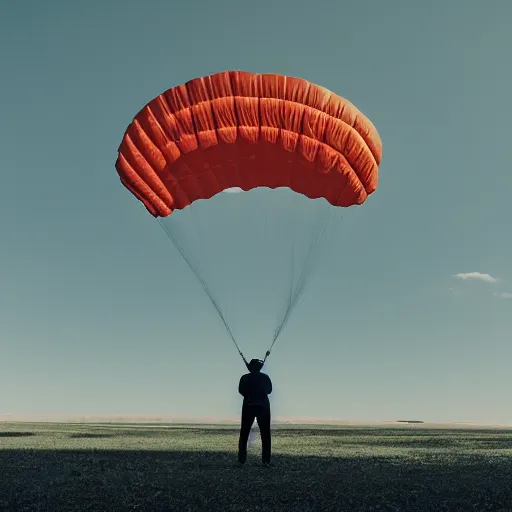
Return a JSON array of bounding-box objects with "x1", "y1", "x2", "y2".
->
[{"x1": 247, "y1": 359, "x2": 264, "y2": 373}]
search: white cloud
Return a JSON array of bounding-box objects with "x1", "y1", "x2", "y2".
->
[
  {"x1": 453, "y1": 272, "x2": 498, "y2": 284},
  {"x1": 494, "y1": 292, "x2": 512, "y2": 300},
  {"x1": 223, "y1": 187, "x2": 244, "y2": 193}
]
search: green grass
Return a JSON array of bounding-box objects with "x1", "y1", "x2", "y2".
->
[{"x1": 1, "y1": 422, "x2": 511, "y2": 511}]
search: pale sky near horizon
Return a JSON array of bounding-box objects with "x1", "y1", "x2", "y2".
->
[{"x1": 1, "y1": 1, "x2": 511, "y2": 425}]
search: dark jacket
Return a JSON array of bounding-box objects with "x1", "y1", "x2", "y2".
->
[{"x1": 238, "y1": 372, "x2": 272, "y2": 408}]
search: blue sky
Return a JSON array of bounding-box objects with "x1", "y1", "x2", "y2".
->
[{"x1": 1, "y1": 0, "x2": 511, "y2": 425}]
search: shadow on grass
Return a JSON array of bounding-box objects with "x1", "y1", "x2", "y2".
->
[
  {"x1": 0, "y1": 432, "x2": 35, "y2": 438},
  {"x1": 334, "y1": 437, "x2": 512, "y2": 450},
  {"x1": 67, "y1": 433, "x2": 115, "y2": 439},
  {"x1": 276, "y1": 428, "x2": 512, "y2": 437},
  {"x1": 0, "y1": 448, "x2": 510, "y2": 512}
]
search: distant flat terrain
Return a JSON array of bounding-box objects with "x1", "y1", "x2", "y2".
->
[{"x1": 1, "y1": 422, "x2": 511, "y2": 511}]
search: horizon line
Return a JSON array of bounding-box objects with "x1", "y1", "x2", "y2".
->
[{"x1": 1, "y1": 414, "x2": 510, "y2": 428}]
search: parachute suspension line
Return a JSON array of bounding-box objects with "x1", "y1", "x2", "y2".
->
[
  {"x1": 156, "y1": 218, "x2": 247, "y2": 363},
  {"x1": 264, "y1": 204, "x2": 335, "y2": 362}
]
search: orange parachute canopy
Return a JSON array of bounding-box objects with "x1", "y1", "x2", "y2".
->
[{"x1": 115, "y1": 71, "x2": 382, "y2": 217}]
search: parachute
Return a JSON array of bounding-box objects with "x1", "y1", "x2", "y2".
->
[{"x1": 115, "y1": 71, "x2": 382, "y2": 361}]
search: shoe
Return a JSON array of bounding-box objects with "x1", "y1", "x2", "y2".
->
[{"x1": 262, "y1": 461, "x2": 271, "y2": 467}]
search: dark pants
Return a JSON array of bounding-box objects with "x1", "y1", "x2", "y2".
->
[{"x1": 238, "y1": 403, "x2": 271, "y2": 464}]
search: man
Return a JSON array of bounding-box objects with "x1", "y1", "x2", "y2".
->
[{"x1": 237, "y1": 358, "x2": 273, "y2": 466}]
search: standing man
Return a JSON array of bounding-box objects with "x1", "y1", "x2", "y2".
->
[{"x1": 237, "y1": 358, "x2": 273, "y2": 466}]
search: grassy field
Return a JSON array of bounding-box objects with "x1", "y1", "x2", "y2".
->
[{"x1": 1, "y1": 422, "x2": 511, "y2": 511}]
